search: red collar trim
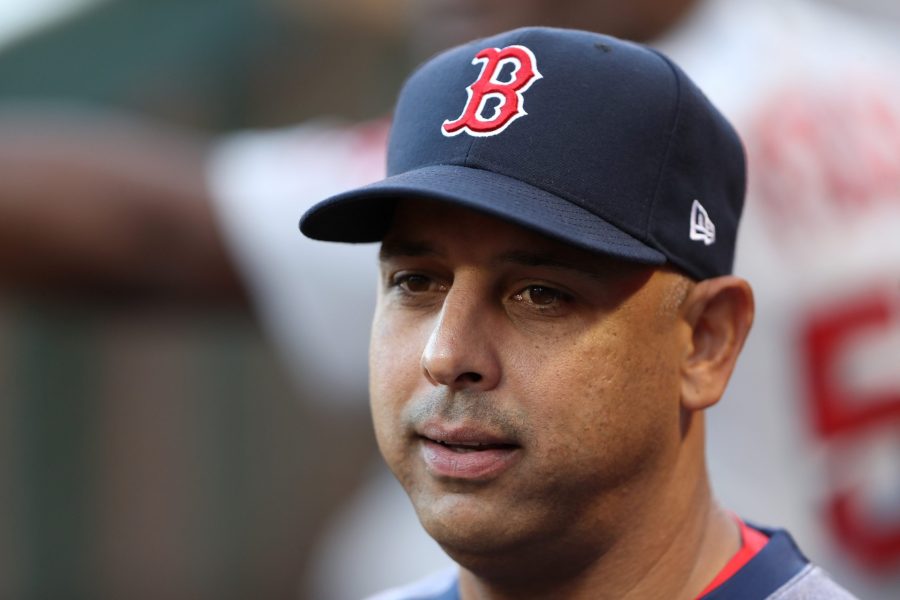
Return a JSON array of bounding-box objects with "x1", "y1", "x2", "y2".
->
[{"x1": 697, "y1": 519, "x2": 769, "y2": 598}]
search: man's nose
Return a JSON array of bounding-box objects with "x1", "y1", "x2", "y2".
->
[{"x1": 420, "y1": 287, "x2": 501, "y2": 391}]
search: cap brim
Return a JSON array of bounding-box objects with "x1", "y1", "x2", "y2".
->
[{"x1": 299, "y1": 164, "x2": 666, "y2": 265}]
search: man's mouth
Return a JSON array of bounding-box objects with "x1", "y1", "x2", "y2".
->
[
  {"x1": 425, "y1": 437, "x2": 518, "y2": 453},
  {"x1": 417, "y1": 424, "x2": 522, "y2": 480}
]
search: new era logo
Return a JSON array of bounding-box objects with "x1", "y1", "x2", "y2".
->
[{"x1": 689, "y1": 200, "x2": 716, "y2": 245}]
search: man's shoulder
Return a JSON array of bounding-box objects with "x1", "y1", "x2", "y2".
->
[
  {"x1": 767, "y1": 564, "x2": 856, "y2": 600},
  {"x1": 364, "y1": 567, "x2": 459, "y2": 600},
  {"x1": 704, "y1": 525, "x2": 858, "y2": 599}
]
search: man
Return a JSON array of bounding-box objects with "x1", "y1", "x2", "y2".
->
[
  {"x1": 299, "y1": 27, "x2": 854, "y2": 599},
  {"x1": 2, "y1": 1, "x2": 899, "y2": 598}
]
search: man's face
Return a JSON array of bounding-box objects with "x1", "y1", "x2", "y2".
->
[{"x1": 370, "y1": 200, "x2": 693, "y2": 566}]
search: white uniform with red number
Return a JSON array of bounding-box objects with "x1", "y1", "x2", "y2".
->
[
  {"x1": 206, "y1": 1, "x2": 900, "y2": 598},
  {"x1": 659, "y1": 3, "x2": 900, "y2": 598}
]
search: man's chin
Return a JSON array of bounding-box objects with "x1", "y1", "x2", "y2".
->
[{"x1": 413, "y1": 491, "x2": 531, "y2": 556}]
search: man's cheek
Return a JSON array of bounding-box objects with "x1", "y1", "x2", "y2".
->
[{"x1": 370, "y1": 394, "x2": 406, "y2": 472}]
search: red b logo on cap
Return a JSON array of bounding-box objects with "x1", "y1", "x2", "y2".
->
[{"x1": 442, "y1": 45, "x2": 542, "y2": 138}]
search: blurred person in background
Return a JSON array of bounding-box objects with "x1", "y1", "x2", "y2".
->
[
  {"x1": 0, "y1": 1, "x2": 405, "y2": 599},
  {"x1": 2, "y1": 0, "x2": 900, "y2": 599}
]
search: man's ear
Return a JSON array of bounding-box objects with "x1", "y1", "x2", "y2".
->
[{"x1": 680, "y1": 276, "x2": 754, "y2": 412}]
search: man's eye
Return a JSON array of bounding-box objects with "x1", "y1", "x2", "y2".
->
[
  {"x1": 513, "y1": 285, "x2": 570, "y2": 308},
  {"x1": 392, "y1": 273, "x2": 439, "y2": 293}
]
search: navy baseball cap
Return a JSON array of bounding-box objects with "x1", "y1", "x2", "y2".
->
[{"x1": 300, "y1": 27, "x2": 746, "y2": 280}]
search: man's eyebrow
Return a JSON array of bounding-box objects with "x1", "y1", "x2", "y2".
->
[
  {"x1": 379, "y1": 240, "x2": 442, "y2": 261},
  {"x1": 494, "y1": 250, "x2": 611, "y2": 281}
]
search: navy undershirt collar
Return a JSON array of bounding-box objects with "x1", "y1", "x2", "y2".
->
[{"x1": 700, "y1": 525, "x2": 809, "y2": 600}]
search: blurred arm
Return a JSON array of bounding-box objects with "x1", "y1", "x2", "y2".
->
[{"x1": 0, "y1": 109, "x2": 244, "y2": 301}]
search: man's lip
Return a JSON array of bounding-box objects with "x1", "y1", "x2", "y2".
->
[
  {"x1": 418, "y1": 437, "x2": 521, "y2": 481},
  {"x1": 418, "y1": 422, "x2": 519, "y2": 449}
]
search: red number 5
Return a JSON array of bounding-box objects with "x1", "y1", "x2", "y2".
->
[{"x1": 803, "y1": 284, "x2": 900, "y2": 570}]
